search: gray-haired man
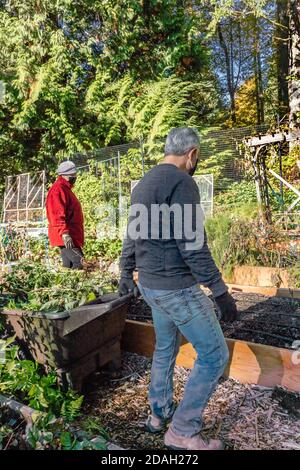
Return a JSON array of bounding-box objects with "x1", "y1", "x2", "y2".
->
[{"x1": 119, "y1": 127, "x2": 237, "y2": 450}]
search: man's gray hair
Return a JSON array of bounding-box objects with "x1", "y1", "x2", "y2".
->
[{"x1": 165, "y1": 127, "x2": 200, "y2": 156}]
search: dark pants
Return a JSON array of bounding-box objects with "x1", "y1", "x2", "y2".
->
[{"x1": 60, "y1": 247, "x2": 84, "y2": 269}]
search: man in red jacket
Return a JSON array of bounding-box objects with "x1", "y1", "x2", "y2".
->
[{"x1": 46, "y1": 161, "x2": 84, "y2": 269}]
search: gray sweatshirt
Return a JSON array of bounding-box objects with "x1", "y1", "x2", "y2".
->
[{"x1": 119, "y1": 163, "x2": 227, "y2": 297}]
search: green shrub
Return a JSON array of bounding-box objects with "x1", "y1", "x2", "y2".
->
[
  {"x1": 0, "y1": 338, "x2": 109, "y2": 450},
  {"x1": 215, "y1": 180, "x2": 257, "y2": 208},
  {"x1": 287, "y1": 262, "x2": 300, "y2": 288},
  {"x1": 205, "y1": 205, "x2": 296, "y2": 279},
  {"x1": 84, "y1": 237, "x2": 122, "y2": 262}
]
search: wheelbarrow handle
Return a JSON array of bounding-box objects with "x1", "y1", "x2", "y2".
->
[{"x1": 107, "y1": 288, "x2": 138, "y2": 309}]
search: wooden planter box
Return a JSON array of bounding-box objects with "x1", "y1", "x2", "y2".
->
[
  {"x1": 224, "y1": 266, "x2": 291, "y2": 288},
  {"x1": 122, "y1": 320, "x2": 300, "y2": 393},
  {"x1": 228, "y1": 283, "x2": 300, "y2": 299},
  {"x1": 1, "y1": 294, "x2": 131, "y2": 391}
]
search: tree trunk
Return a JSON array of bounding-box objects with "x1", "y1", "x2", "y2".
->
[
  {"x1": 217, "y1": 23, "x2": 236, "y2": 123},
  {"x1": 276, "y1": 0, "x2": 289, "y2": 120},
  {"x1": 253, "y1": 18, "x2": 264, "y2": 125},
  {"x1": 289, "y1": 0, "x2": 300, "y2": 128}
]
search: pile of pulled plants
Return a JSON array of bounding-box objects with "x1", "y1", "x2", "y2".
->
[{"x1": 0, "y1": 261, "x2": 117, "y2": 313}]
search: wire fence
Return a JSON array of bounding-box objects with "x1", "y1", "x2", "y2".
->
[
  {"x1": 1, "y1": 123, "x2": 271, "y2": 229},
  {"x1": 2, "y1": 122, "x2": 289, "y2": 266},
  {"x1": 67, "y1": 123, "x2": 269, "y2": 238},
  {"x1": 0, "y1": 124, "x2": 271, "y2": 240},
  {"x1": 72, "y1": 123, "x2": 269, "y2": 193}
]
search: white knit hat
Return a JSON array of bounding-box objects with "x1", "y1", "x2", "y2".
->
[{"x1": 57, "y1": 160, "x2": 77, "y2": 175}]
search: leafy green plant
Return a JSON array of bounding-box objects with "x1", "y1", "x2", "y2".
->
[
  {"x1": 0, "y1": 423, "x2": 12, "y2": 450},
  {"x1": 73, "y1": 171, "x2": 115, "y2": 239},
  {"x1": 81, "y1": 416, "x2": 109, "y2": 440},
  {"x1": 287, "y1": 262, "x2": 300, "y2": 288},
  {"x1": 27, "y1": 413, "x2": 108, "y2": 450},
  {"x1": 0, "y1": 338, "x2": 83, "y2": 419},
  {"x1": 0, "y1": 339, "x2": 109, "y2": 450},
  {"x1": 84, "y1": 238, "x2": 122, "y2": 262},
  {"x1": 2, "y1": 260, "x2": 116, "y2": 313},
  {"x1": 215, "y1": 180, "x2": 258, "y2": 208}
]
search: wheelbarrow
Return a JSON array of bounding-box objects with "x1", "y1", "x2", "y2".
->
[{"x1": 1, "y1": 292, "x2": 133, "y2": 391}]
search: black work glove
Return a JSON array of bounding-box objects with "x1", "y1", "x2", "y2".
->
[
  {"x1": 118, "y1": 276, "x2": 136, "y2": 296},
  {"x1": 215, "y1": 291, "x2": 238, "y2": 323},
  {"x1": 62, "y1": 233, "x2": 74, "y2": 250}
]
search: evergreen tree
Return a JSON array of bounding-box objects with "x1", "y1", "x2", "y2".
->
[{"x1": 0, "y1": 0, "x2": 214, "y2": 190}]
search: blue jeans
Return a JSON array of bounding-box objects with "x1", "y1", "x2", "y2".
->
[{"x1": 138, "y1": 283, "x2": 229, "y2": 437}]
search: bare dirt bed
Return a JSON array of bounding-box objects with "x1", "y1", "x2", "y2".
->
[
  {"x1": 128, "y1": 292, "x2": 300, "y2": 349},
  {"x1": 83, "y1": 352, "x2": 300, "y2": 450}
]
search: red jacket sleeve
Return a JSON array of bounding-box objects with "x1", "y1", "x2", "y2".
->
[{"x1": 46, "y1": 187, "x2": 69, "y2": 237}]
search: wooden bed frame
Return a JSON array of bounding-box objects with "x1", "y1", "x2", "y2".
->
[{"x1": 122, "y1": 319, "x2": 300, "y2": 392}]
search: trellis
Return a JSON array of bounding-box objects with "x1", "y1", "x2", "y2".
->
[
  {"x1": 0, "y1": 171, "x2": 47, "y2": 268},
  {"x1": 2, "y1": 171, "x2": 46, "y2": 225},
  {"x1": 244, "y1": 129, "x2": 300, "y2": 231}
]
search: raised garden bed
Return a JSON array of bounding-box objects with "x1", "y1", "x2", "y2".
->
[
  {"x1": 228, "y1": 284, "x2": 300, "y2": 299},
  {"x1": 128, "y1": 292, "x2": 300, "y2": 349},
  {"x1": 124, "y1": 292, "x2": 300, "y2": 392},
  {"x1": 224, "y1": 266, "x2": 291, "y2": 288},
  {"x1": 1, "y1": 293, "x2": 132, "y2": 391}
]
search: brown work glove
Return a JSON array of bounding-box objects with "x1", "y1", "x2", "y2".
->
[
  {"x1": 215, "y1": 291, "x2": 238, "y2": 323},
  {"x1": 62, "y1": 233, "x2": 74, "y2": 250}
]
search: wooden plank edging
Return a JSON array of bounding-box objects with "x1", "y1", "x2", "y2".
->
[
  {"x1": 224, "y1": 266, "x2": 291, "y2": 288},
  {"x1": 0, "y1": 394, "x2": 41, "y2": 424},
  {"x1": 228, "y1": 284, "x2": 300, "y2": 299},
  {"x1": 122, "y1": 320, "x2": 300, "y2": 392},
  {"x1": 0, "y1": 394, "x2": 124, "y2": 450}
]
